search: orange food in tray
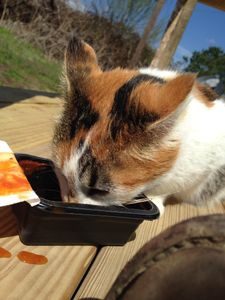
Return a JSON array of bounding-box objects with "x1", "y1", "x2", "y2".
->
[{"x1": 0, "y1": 141, "x2": 40, "y2": 207}]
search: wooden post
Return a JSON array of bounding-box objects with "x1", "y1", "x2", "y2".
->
[
  {"x1": 129, "y1": 0, "x2": 165, "y2": 68},
  {"x1": 150, "y1": 0, "x2": 197, "y2": 69}
]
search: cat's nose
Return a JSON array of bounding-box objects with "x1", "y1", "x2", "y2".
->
[{"x1": 80, "y1": 185, "x2": 109, "y2": 198}]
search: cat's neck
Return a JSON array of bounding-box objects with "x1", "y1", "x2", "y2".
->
[
  {"x1": 174, "y1": 96, "x2": 225, "y2": 174},
  {"x1": 178, "y1": 96, "x2": 225, "y2": 150},
  {"x1": 149, "y1": 96, "x2": 225, "y2": 196}
]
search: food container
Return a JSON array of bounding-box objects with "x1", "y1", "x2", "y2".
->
[{"x1": 12, "y1": 154, "x2": 159, "y2": 246}]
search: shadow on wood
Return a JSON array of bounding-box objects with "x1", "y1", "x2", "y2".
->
[
  {"x1": 0, "y1": 207, "x2": 18, "y2": 238},
  {"x1": 0, "y1": 86, "x2": 58, "y2": 108}
]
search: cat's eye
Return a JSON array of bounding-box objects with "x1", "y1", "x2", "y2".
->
[{"x1": 81, "y1": 185, "x2": 109, "y2": 197}]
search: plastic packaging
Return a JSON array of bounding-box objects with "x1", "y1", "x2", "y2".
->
[{"x1": 0, "y1": 141, "x2": 40, "y2": 207}]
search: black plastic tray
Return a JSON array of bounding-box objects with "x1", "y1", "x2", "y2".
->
[{"x1": 13, "y1": 154, "x2": 159, "y2": 246}]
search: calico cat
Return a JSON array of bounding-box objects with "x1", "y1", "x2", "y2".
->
[{"x1": 52, "y1": 36, "x2": 225, "y2": 213}]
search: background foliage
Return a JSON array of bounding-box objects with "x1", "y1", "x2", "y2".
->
[
  {"x1": 0, "y1": 0, "x2": 155, "y2": 70},
  {"x1": 184, "y1": 47, "x2": 225, "y2": 77}
]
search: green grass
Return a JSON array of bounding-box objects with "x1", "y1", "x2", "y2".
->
[{"x1": 0, "y1": 27, "x2": 61, "y2": 92}]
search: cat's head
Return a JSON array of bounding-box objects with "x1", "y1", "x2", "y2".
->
[{"x1": 52, "y1": 37, "x2": 195, "y2": 205}]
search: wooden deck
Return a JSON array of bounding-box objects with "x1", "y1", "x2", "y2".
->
[
  {"x1": 0, "y1": 87, "x2": 97, "y2": 300},
  {"x1": 0, "y1": 87, "x2": 225, "y2": 300}
]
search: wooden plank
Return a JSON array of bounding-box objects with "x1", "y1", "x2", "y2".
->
[
  {"x1": 0, "y1": 213, "x2": 96, "y2": 300},
  {"x1": 0, "y1": 92, "x2": 97, "y2": 300},
  {"x1": 0, "y1": 96, "x2": 61, "y2": 157},
  {"x1": 75, "y1": 202, "x2": 225, "y2": 299},
  {"x1": 199, "y1": 0, "x2": 225, "y2": 12}
]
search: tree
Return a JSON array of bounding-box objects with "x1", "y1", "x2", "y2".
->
[
  {"x1": 184, "y1": 47, "x2": 225, "y2": 77},
  {"x1": 86, "y1": 0, "x2": 154, "y2": 29},
  {"x1": 84, "y1": 0, "x2": 163, "y2": 44}
]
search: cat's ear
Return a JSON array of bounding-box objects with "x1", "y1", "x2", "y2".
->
[
  {"x1": 109, "y1": 74, "x2": 196, "y2": 141},
  {"x1": 146, "y1": 73, "x2": 196, "y2": 121},
  {"x1": 64, "y1": 36, "x2": 102, "y2": 91}
]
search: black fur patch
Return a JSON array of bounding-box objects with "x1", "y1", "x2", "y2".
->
[
  {"x1": 78, "y1": 147, "x2": 98, "y2": 186},
  {"x1": 78, "y1": 147, "x2": 111, "y2": 197},
  {"x1": 198, "y1": 165, "x2": 225, "y2": 204},
  {"x1": 69, "y1": 90, "x2": 99, "y2": 139},
  {"x1": 198, "y1": 83, "x2": 218, "y2": 101},
  {"x1": 109, "y1": 74, "x2": 164, "y2": 140},
  {"x1": 53, "y1": 90, "x2": 99, "y2": 143},
  {"x1": 67, "y1": 36, "x2": 84, "y2": 61}
]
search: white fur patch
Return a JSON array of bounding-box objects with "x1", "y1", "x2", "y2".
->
[
  {"x1": 62, "y1": 135, "x2": 90, "y2": 196},
  {"x1": 144, "y1": 96, "x2": 225, "y2": 205},
  {"x1": 145, "y1": 194, "x2": 165, "y2": 216},
  {"x1": 139, "y1": 68, "x2": 178, "y2": 80}
]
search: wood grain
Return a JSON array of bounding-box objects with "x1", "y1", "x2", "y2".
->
[
  {"x1": 199, "y1": 0, "x2": 225, "y2": 12},
  {"x1": 75, "y1": 202, "x2": 225, "y2": 299},
  {"x1": 0, "y1": 90, "x2": 97, "y2": 300},
  {"x1": 0, "y1": 95, "x2": 61, "y2": 157}
]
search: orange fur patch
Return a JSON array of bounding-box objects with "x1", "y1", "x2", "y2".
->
[
  {"x1": 53, "y1": 129, "x2": 88, "y2": 168},
  {"x1": 53, "y1": 141, "x2": 71, "y2": 168},
  {"x1": 110, "y1": 144, "x2": 179, "y2": 188},
  {"x1": 82, "y1": 43, "x2": 102, "y2": 76},
  {"x1": 82, "y1": 69, "x2": 139, "y2": 148},
  {"x1": 65, "y1": 40, "x2": 102, "y2": 91},
  {"x1": 131, "y1": 74, "x2": 196, "y2": 119},
  {"x1": 86, "y1": 69, "x2": 138, "y2": 111}
]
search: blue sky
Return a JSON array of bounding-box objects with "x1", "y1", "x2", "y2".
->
[
  {"x1": 73, "y1": 0, "x2": 225, "y2": 63},
  {"x1": 158, "y1": 1, "x2": 225, "y2": 62}
]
